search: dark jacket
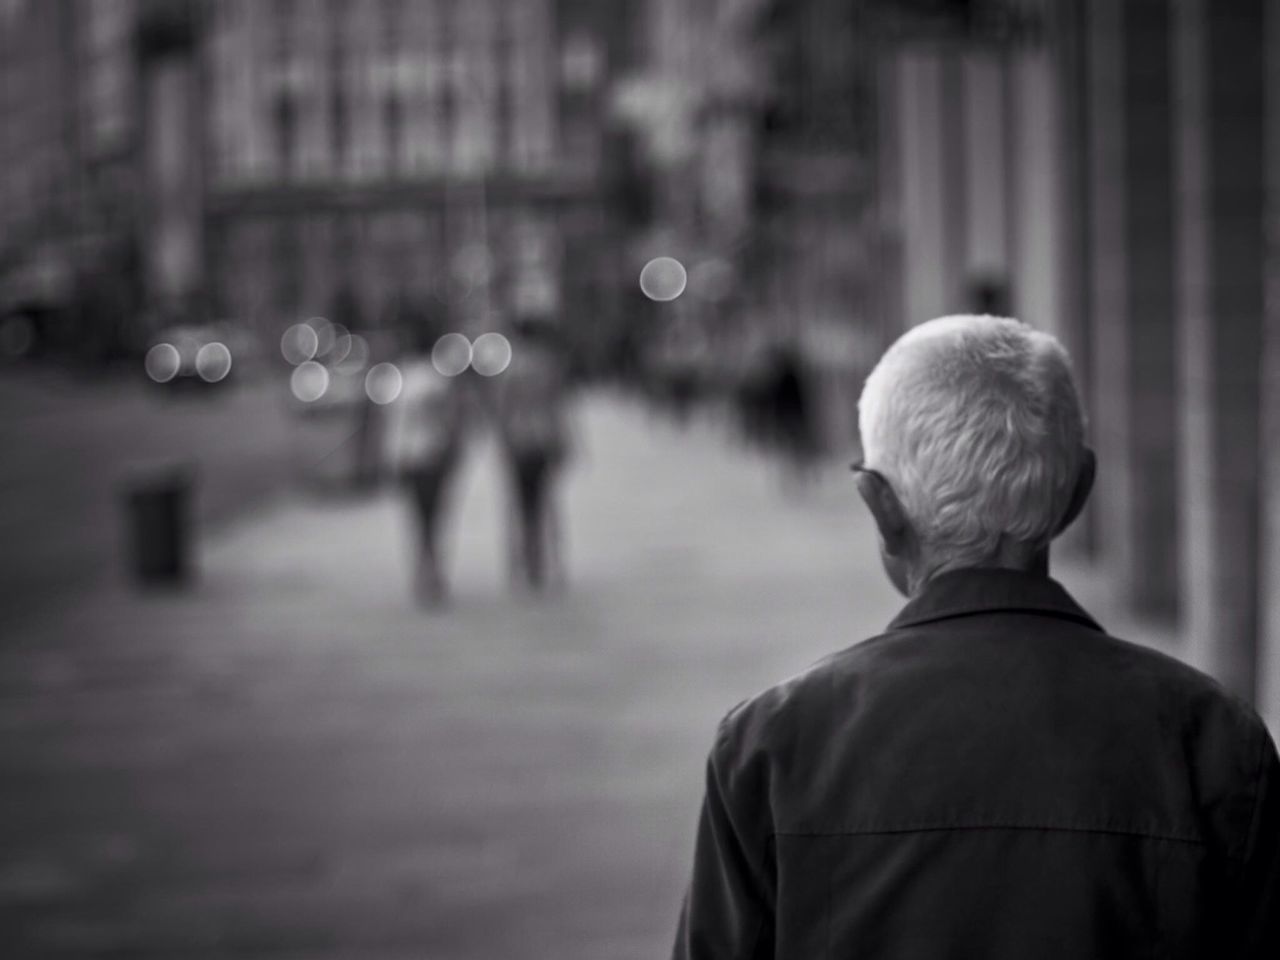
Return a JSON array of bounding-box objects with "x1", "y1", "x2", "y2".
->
[{"x1": 673, "y1": 568, "x2": 1280, "y2": 959}]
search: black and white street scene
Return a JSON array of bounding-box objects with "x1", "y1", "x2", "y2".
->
[{"x1": 3, "y1": 1, "x2": 1280, "y2": 957}]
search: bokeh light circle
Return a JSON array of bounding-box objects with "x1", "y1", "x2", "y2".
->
[
  {"x1": 328, "y1": 323, "x2": 352, "y2": 365},
  {"x1": 639, "y1": 256, "x2": 688, "y2": 302},
  {"x1": 335, "y1": 333, "x2": 370, "y2": 373},
  {"x1": 290, "y1": 360, "x2": 329, "y2": 402},
  {"x1": 431, "y1": 332, "x2": 472, "y2": 377},
  {"x1": 281, "y1": 323, "x2": 319, "y2": 365},
  {"x1": 470, "y1": 332, "x2": 513, "y2": 377},
  {"x1": 195, "y1": 342, "x2": 233, "y2": 383},
  {"x1": 309, "y1": 317, "x2": 335, "y2": 357},
  {"x1": 145, "y1": 343, "x2": 181, "y2": 383},
  {"x1": 365, "y1": 362, "x2": 404, "y2": 405}
]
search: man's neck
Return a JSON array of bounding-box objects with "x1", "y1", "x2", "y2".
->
[{"x1": 911, "y1": 547, "x2": 1050, "y2": 596}]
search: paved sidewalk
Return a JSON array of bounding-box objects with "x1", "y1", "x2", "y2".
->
[
  {"x1": 1, "y1": 393, "x2": 903, "y2": 958},
  {"x1": 0, "y1": 369, "x2": 345, "y2": 628},
  {"x1": 0, "y1": 391, "x2": 1175, "y2": 959}
]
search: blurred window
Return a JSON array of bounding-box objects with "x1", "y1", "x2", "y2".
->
[
  {"x1": 400, "y1": 0, "x2": 447, "y2": 176},
  {"x1": 79, "y1": 0, "x2": 134, "y2": 156},
  {"x1": 505, "y1": 0, "x2": 554, "y2": 172},
  {"x1": 381, "y1": 0, "x2": 405, "y2": 174},
  {"x1": 329, "y1": 14, "x2": 348, "y2": 175},
  {"x1": 450, "y1": 0, "x2": 499, "y2": 175}
]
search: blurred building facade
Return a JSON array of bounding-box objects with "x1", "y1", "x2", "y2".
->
[
  {"x1": 0, "y1": 0, "x2": 140, "y2": 358},
  {"x1": 202, "y1": 0, "x2": 629, "y2": 350},
  {"x1": 746, "y1": 0, "x2": 878, "y2": 450},
  {"x1": 604, "y1": 0, "x2": 756, "y2": 387},
  {"x1": 0, "y1": 0, "x2": 637, "y2": 363},
  {"x1": 749, "y1": 0, "x2": 876, "y2": 338},
  {"x1": 611, "y1": 0, "x2": 878, "y2": 448}
]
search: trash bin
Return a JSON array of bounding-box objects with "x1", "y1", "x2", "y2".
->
[{"x1": 122, "y1": 462, "x2": 195, "y2": 586}]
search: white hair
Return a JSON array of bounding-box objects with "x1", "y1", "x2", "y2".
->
[{"x1": 858, "y1": 314, "x2": 1087, "y2": 568}]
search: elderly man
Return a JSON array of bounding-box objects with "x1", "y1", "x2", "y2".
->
[{"x1": 672, "y1": 315, "x2": 1280, "y2": 958}]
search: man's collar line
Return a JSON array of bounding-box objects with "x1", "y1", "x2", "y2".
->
[{"x1": 886, "y1": 568, "x2": 1105, "y2": 634}]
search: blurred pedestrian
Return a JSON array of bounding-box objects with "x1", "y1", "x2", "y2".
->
[
  {"x1": 968, "y1": 273, "x2": 1012, "y2": 316},
  {"x1": 768, "y1": 342, "x2": 821, "y2": 473},
  {"x1": 383, "y1": 326, "x2": 468, "y2": 607},
  {"x1": 673, "y1": 315, "x2": 1280, "y2": 958},
  {"x1": 492, "y1": 315, "x2": 575, "y2": 593},
  {"x1": 735, "y1": 340, "x2": 821, "y2": 486}
]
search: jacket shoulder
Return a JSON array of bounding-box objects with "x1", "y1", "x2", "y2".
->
[
  {"x1": 1102, "y1": 632, "x2": 1268, "y2": 736},
  {"x1": 714, "y1": 648, "x2": 858, "y2": 762}
]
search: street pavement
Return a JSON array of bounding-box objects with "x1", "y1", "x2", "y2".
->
[
  {"x1": 0, "y1": 367, "x2": 350, "y2": 629},
  {"x1": 0, "y1": 389, "x2": 1174, "y2": 959}
]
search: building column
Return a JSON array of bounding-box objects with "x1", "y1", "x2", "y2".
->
[
  {"x1": 137, "y1": 0, "x2": 205, "y2": 320},
  {"x1": 1009, "y1": 28, "x2": 1063, "y2": 342},
  {"x1": 961, "y1": 49, "x2": 1009, "y2": 307},
  {"x1": 1262, "y1": 0, "x2": 1280, "y2": 733},
  {"x1": 1084, "y1": 0, "x2": 1180, "y2": 620},
  {"x1": 1176, "y1": 0, "x2": 1268, "y2": 703},
  {"x1": 1051, "y1": 0, "x2": 1096, "y2": 558}
]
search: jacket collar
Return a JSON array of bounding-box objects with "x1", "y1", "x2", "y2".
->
[{"x1": 887, "y1": 567, "x2": 1105, "y2": 633}]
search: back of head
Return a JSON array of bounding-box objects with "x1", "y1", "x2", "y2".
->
[{"x1": 858, "y1": 314, "x2": 1086, "y2": 569}]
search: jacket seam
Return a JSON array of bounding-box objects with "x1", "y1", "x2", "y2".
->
[
  {"x1": 745, "y1": 914, "x2": 766, "y2": 960},
  {"x1": 711, "y1": 727, "x2": 773, "y2": 960},
  {"x1": 775, "y1": 823, "x2": 1206, "y2": 846},
  {"x1": 744, "y1": 833, "x2": 775, "y2": 960},
  {"x1": 1237, "y1": 727, "x2": 1271, "y2": 864}
]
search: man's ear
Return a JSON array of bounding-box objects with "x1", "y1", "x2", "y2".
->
[
  {"x1": 1054, "y1": 446, "x2": 1096, "y2": 537},
  {"x1": 855, "y1": 469, "x2": 913, "y2": 558}
]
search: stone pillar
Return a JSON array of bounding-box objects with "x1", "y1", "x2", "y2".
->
[
  {"x1": 1084, "y1": 0, "x2": 1180, "y2": 620},
  {"x1": 961, "y1": 51, "x2": 1009, "y2": 296},
  {"x1": 1009, "y1": 30, "x2": 1064, "y2": 341},
  {"x1": 1052, "y1": 0, "x2": 1097, "y2": 558},
  {"x1": 1261, "y1": 0, "x2": 1280, "y2": 733},
  {"x1": 137, "y1": 0, "x2": 205, "y2": 321},
  {"x1": 1175, "y1": 0, "x2": 1267, "y2": 703}
]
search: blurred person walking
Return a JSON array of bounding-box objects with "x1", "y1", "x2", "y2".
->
[
  {"x1": 492, "y1": 315, "x2": 575, "y2": 593},
  {"x1": 735, "y1": 339, "x2": 822, "y2": 488},
  {"x1": 673, "y1": 315, "x2": 1280, "y2": 959},
  {"x1": 383, "y1": 327, "x2": 468, "y2": 607},
  {"x1": 768, "y1": 341, "x2": 822, "y2": 485}
]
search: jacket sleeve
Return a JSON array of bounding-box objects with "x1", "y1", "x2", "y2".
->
[
  {"x1": 1237, "y1": 729, "x2": 1280, "y2": 957},
  {"x1": 672, "y1": 720, "x2": 774, "y2": 960}
]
